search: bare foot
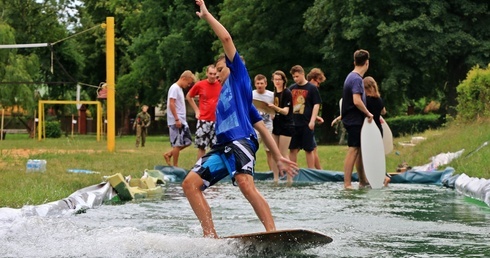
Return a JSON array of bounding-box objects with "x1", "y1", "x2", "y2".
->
[
  {"x1": 163, "y1": 153, "x2": 172, "y2": 166},
  {"x1": 358, "y1": 184, "x2": 371, "y2": 189},
  {"x1": 344, "y1": 185, "x2": 354, "y2": 190},
  {"x1": 384, "y1": 176, "x2": 391, "y2": 187}
]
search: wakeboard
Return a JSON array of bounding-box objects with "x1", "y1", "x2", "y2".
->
[{"x1": 224, "y1": 228, "x2": 332, "y2": 251}]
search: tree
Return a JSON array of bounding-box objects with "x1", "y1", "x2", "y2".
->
[
  {"x1": 217, "y1": 0, "x2": 343, "y2": 142},
  {"x1": 120, "y1": 0, "x2": 220, "y2": 104},
  {"x1": 77, "y1": 0, "x2": 219, "y2": 134},
  {"x1": 218, "y1": 0, "x2": 322, "y2": 77},
  {"x1": 0, "y1": 23, "x2": 39, "y2": 112},
  {"x1": 305, "y1": 0, "x2": 490, "y2": 116},
  {"x1": 0, "y1": 0, "x2": 85, "y2": 112}
]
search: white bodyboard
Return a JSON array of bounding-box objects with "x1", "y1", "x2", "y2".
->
[
  {"x1": 361, "y1": 117, "x2": 386, "y2": 189},
  {"x1": 339, "y1": 98, "x2": 343, "y2": 116},
  {"x1": 380, "y1": 116, "x2": 393, "y2": 155}
]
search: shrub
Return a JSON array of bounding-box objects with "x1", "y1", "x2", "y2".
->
[
  {"x1": 386, "y1": 114, "x2": 443, "y2": 137},
  {"x1": 456, "y1": 65, "x2": 490, "y2": 121},
  {"x1": 45, "y1": 121, "x2": 62, "y2": 138}
]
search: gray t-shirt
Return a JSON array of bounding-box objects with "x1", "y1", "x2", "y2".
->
[
  {"x1": 253, "y1": 90, "x2": 274, "y2": 130},
  {"x1": 166, "y1": 83, "x2": 187, "y2": 126}
]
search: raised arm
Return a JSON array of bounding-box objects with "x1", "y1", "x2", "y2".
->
[{"x1": 195, "y1": 0, "x2": 236, "y2": 61}]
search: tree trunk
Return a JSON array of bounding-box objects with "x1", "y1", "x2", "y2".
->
[{"x1": 445, "y1": 57, "x2": 467, "y2": 117}]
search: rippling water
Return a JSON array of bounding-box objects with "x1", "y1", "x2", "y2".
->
[{"x1": 1, "y1": 182, "x2": 489, "y2": 257}]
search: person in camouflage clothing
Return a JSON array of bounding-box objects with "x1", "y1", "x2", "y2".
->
[{"x1": 133, "y1": 105, "x2": 151, "y2": 147}]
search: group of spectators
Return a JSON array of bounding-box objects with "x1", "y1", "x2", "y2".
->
[
  {"x1": 252, "y1": 66, "x2": 324, "y2": 183},
  {"x1": 132, "y1": 55, "x2": 388, "y2": 189},
  {"x1": 150, "y1": 63, "x2": 326, "y2": 184},
  {"x1": 131, "y1": 0, "x2": 388, "y2": 239}
]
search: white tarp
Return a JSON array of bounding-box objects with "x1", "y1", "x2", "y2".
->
[
  {"x1": 0, "y1": 182, "x2": 116, "y2": 219},
  {"x1": 455, "y1": 173, "x2": 490, "y2": 207},
  {"x1": 0, "y1": 170, "x2": 167, "y2": 219},
  {"x1": 411, "y1": 149, "x2": 465, "y2": 172}
]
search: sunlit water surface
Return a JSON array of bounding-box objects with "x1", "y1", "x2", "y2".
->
[{"x1": 1, "y1": 182, "x2": 489, "y2": 257}]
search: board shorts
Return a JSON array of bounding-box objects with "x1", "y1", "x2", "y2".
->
[
  {"x1": 194, "y1": 120, "x2": 217, "y2": 150},
  {"x1": 344, "y1": 124, "x2": 362, "y2": 147},
  {"x1": 169, "y1": 124, "x2": 192, "y2": 147},
  {"x1": 191, "y1": 137, "x2": 258, "y2": 190},
  {"x1": 289, "y1": 125, "x2": 316, "y2": 152}
]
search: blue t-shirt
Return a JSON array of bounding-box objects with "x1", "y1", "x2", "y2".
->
[
  {"x1": 341, "y1": 72, "x2": 366, "y2": 126},
  {"x1": 215, "y1": 51, "x2": 262, "y2": 145}
]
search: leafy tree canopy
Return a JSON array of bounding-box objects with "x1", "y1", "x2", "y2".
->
[{"x1": 305, "y1": 0, "x2": 490, "y2": 115}]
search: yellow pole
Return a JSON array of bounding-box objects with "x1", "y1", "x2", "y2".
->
[
  {"x1": 1, "y1": 108, "x2": 4, "y2": 141},
  {"x1": 97, "y1": 101, "x2": 101, "y2": 142},
  {"x1": 106, "y1": 17, "x2": 116, "y2": 152},
  {"x1": 43, "y1": 108, "x2": 46, "y2": 140},
  {"x1": 33, "y1": 110, "x2": 36, "y2": 140},
  {"x1": 37, "y1": 102, "x2": 42, "y2": 141}
]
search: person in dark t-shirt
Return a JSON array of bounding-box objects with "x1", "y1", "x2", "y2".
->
[
  {"x1": 288, "y1": 65, "x2": 322, "y2": 169},
  {"x1": 341, "y1": 49, "x2": 373, "y2": 190},
  {"x1": 364, "y1": 76, "x2": 390, "y2": 186},
  {"x1": 363, "y1": 76, "x2": 386, "y2": 135},
  {"x1": 268, "y1": 70, "x2": 294, "y2": 183}
]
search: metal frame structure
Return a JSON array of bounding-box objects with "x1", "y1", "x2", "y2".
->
[{"x1": 37, "y1": 100, "x2": 102, "y2": 141}]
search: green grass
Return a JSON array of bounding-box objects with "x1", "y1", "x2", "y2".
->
[
  {"x1": 1, "y1": 119, "x2": 489, "y2": 208},
  {"x1": 387, "y1": 119, "x2": 490, "y2": 179}
]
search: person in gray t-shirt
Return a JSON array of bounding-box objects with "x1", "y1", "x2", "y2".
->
[{"x1": 253, "y1": 74, "x2": 275, "y2": 171}]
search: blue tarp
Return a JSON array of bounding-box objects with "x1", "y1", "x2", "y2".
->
[
  {"x1": 253, "y1": 168, "x2": 360, "y2": 182},
  {"x1": 154, "y1": 165, "x2": 454, "y2": 185},
  {"x1": 390, "y1": 167, "x2": 455, "y2": 185}
]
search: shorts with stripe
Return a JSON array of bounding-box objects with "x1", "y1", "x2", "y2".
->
[
  {"x1": 191, "y1": 137, "x2": 258, "y2": 190},
  {"x1": 169, "y1": 124, "x2": 192, "y2": 147},
  {"x1": 194, "y1": 120, "x2": 217, "y2": 150}
]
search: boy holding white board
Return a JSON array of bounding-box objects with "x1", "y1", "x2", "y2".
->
[{"x1": 341, "y1": 49, "x2": 373, "y2": 189}]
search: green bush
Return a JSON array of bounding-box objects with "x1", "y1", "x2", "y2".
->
[
  {"x1": 386, "y1": 114, "x2": 443, "y2": 137},
  {"x1": 45, "y1": 121, "x2": 62, "y2": 138},
  {"x1": 456, "y1": 65, "x2": 490, "y2": 121}
]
